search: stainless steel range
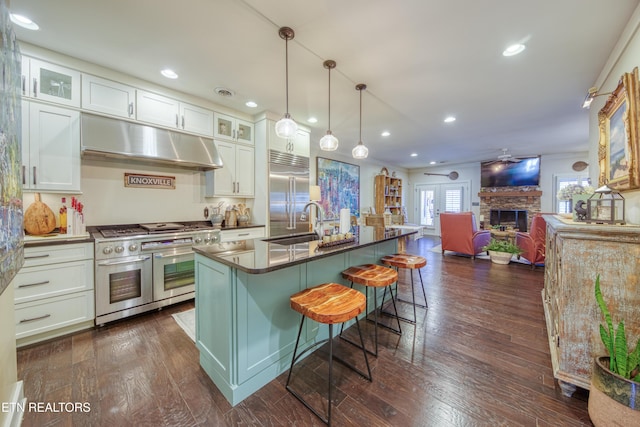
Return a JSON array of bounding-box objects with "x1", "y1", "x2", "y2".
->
[{"x1": 93, "y1": 221, "x2": 220, "y2": 325}]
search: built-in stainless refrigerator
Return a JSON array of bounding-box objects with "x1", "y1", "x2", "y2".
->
[{"x1": 269, "y1": 150, "x2": 310, "y2": 237}]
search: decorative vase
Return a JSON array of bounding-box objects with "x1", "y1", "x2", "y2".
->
[
  {"x1": 488, "y1": 250, "x2": 513, "y2": 265},
  {"x1": 237, "y1": 214, "x2": 249, "y2": 227},
  {"x1": 210, "y1": 214, "x2": 223, "y2": 227},
  {"x1": 588, "y1": 356, "x2": 640, "y2": 426}
]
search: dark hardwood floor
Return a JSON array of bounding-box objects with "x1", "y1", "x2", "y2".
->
[{"x1": 17, "y1": 237, "x2": 593, "y2": 426}]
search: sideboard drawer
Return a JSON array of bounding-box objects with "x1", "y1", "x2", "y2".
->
[
  {"x1": 23, "y1": 242, "x2": 93, "y2": 267},
  {"x1": 15, "y1": 291, "x2": 95, "y2": 339},
  {"x1": 14, "y1": 260, "x2": 94, "y2": 304},
  {"x1": 220, "y1": 227, "x2": 265, "y2": 242}
]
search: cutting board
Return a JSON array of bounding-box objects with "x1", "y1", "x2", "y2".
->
[{"x1": 24, "y1": 193, "x2": 57, "y2": 235}]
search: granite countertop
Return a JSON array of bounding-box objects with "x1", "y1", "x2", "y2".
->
[{"x1": 194, "y1": 226, "x2": 417, "y2": 274}]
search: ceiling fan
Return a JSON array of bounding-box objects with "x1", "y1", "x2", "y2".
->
[{"x1": 486, "y1": 148, "x2": 522, "y2": 164}]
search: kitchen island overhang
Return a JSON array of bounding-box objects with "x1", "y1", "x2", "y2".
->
[{"x1": 193, "y1": 227, "x2": 417, "y2": 405}]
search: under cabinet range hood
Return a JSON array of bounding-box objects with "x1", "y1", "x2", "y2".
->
[{"x1": 81, "y1": 114, "x2": 223, "y2": 170}]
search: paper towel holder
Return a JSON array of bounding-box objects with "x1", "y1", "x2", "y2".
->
[{"x1": 309, "y1": 185, "x2": 321, "y2": 201}]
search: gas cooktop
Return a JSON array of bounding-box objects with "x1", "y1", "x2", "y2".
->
[{"x1": 96, "y1": 221, "x2": 217, "y2": 238}]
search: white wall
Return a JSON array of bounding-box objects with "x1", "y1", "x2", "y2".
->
[
  {"x1": 408, "y1": 152, "x2": 589, "y2": 223},
  {"x1": 22, "y1": 158, "x2": 250, "y2": 227},
  {"x1": 587, "y1": 4, "x2": 640, "y2": 224}
]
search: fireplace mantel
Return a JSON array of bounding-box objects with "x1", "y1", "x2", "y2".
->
[{"x1": 478, "y1": 191, "x2": 542, "y2": 200}]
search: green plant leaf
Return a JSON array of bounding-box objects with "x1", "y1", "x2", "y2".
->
[
  {"x1": 628, "y1": 339, "x2": 640, "y2": 379},
  {"x1": 614, "y1": 321, "x2": 628, "y2": 376},
  {"x1": 595, "y1": 275, "x2": 615, "y2": 366}
]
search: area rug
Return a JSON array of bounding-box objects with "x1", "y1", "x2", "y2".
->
[{"x1": 172, "y1": 308, "x2": 195, "y2": 342}]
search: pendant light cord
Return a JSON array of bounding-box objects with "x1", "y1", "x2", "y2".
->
[
  {"x1": 327, "y1": 66, "x2": 331, "y2": 130},
  {"x1": 285, "y1": 37, "x2": 290, "y2": 115},
  {"x1": 359, "y1": 87, "x2": 363, "y2": 142}
]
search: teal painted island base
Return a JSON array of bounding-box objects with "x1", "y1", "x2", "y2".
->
[{"x1": 194, "y1": 232, "x2": 405, "y2": 406}]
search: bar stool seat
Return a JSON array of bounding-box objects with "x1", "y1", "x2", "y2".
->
[
  {"x1": 380, "y1": 253, "x2": 428, "y2": 324},
  {"x1": 340, "y1": 264, "x2": 401, "y2": 356},
  {"x1": 286, "y1": 283, "x2": 372, "y2": 425}
]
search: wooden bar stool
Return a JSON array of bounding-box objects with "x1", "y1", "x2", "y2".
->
[
  {"x1": 380, "y1": 253, "x2": 428, "y2": 324},
  {"x1": 286, "y1": 283, "x2": 372, "y2": 426},
  {"x1": 340, "y1": 264, "x2": 401, "y2": 356}
]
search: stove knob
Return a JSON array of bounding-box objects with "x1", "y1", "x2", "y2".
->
[
  {"x1": 204, "y1": 237, "x2": 211, "y2": 244},
  {"x1": 129, "y1": 244, "x2": 138, "y2": 252},
  {"x1": 102, "y1": 246, "x2": 113, "y2": 255},
  {"x1": 194, "y1": 237, "x2": 203, "y2": 244},
  {"x1": 115, "y1": 246, "x2": 124, "y2": 254}
]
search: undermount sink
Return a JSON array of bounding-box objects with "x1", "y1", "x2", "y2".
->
[{"x1": 263, "y1": 233, "x2": 319, "y2": 245}]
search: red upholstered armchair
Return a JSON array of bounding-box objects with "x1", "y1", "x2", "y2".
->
[
  {"x1": 439, "y1": 212, "x2": 491, "y2": 259},
  {"x1": 515, "y1": 214, "x2": 546, "y2": 268}
]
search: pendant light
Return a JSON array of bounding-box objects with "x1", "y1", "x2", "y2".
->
[
  {"x1": 352, "y1": 83, "x2": 369, "y2": 159},
  {"x1": 275, "y1": 27, "x2": 298, "y2": 139},
  {"x1": 319, "y1": 60, "x2": 339, "y2": 151}
]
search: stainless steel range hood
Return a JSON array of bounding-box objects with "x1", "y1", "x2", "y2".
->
[{"x1": 81, "y1": 113, "x2": 223, "y2": 170}]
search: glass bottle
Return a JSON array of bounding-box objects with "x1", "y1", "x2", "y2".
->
[{"x1": 59, "y1": 197, "x2": 67, "y2": 234}]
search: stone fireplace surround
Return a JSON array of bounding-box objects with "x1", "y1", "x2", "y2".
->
[{"x1": 478, "y1": 187, "x2": 542, "y2": 232}]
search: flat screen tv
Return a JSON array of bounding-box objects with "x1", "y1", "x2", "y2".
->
[{"x1": 480, "y1": 156, "x2": 540, "y2": 187}]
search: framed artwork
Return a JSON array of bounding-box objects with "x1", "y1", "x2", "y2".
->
[
  {"x1": 0, "y1": 2, "x2": 25, "y2": 296},
  {"x1": 316, "y1": 157, "x2": 360, "y2": 220},
  {"x1": 597, "y1": 67, "x2": 640, "y2": 190}
]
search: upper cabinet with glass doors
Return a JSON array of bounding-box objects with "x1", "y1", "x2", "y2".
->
[
  {"x1": 21, "y1": 56, "x2": 81, "y2": 108},
  {"x1": 214, "y1": 112, "x2": 254, "y2": 145}
]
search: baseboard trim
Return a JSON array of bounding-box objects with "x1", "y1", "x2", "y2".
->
[{"x1": 2, "y1": 380, "x2": 25, "y2": 427}]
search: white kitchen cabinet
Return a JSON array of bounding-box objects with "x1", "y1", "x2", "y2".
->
[
  {"x1": 207, "y1": 140, "x2": 254, "y2": 197},
  {"x1": 21, "y1": 56, "x2": 81, "y2": 107},
  {"x1": 268, "y1": 120, "x2": 309, "y2": 157},
  {"x1": 21, "y1": 100, "x2": 81, "y2": 192},
  {"x1": 137, "y1": 90, "x2": 214, "y2": 136},
  {"x1": 219, "y1": 227, "x2": 265, "y2": 242},
  {"x1": 14, "y1": 242, "x2": 95, "y2": 346},
  {"x1": 181, "y1": 102, "x2": 214, "y2": 136},
  {"x1": 214, "y1": 112, "x2": 254, "y2": 145},
  {"x1": 81, "y1": 74, "x2": 136, "y2": 119}
]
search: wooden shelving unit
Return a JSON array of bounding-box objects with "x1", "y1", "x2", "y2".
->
[{"x1": 374, "y1": 175, "x2": 402, "y2": 215}]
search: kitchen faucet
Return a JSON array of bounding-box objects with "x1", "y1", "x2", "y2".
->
[{"x1": 301, "y1": 201, "x2": 325, "y2": 239}]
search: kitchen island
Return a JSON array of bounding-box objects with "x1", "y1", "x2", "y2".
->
[{"x1": 193, "y1": 226, "x2": 416, "y2": 405}]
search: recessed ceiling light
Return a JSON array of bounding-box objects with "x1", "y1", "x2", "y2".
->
[
  {"x1": 10, "y1": 14, "x2": 39, "y2": 30},
  {"x1": 381, "y1": 131, "x2": 390, "y2": 137},
  {"x1": 444, "y1": 116, "x2": 456, "y2": 123},
  {"x1": 307, "y1": 117, "x2": 318, "y2": 124},
  {"x1": 503, "y1": 43, "x2": 526, "y2": 57},
  {"x1": 161, "y1": 69, "x2": 178, "y2": 79},
  {"x1": 410, "y1": 153, "x2": 418, "y2": 157},
  {"x1": 245, "y1": 101, "x2": 257, "y2": 108}
]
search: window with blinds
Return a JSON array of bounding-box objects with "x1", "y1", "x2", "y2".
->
[{"x1": 444, "y1": 188, "x2": 463, "y2": 212}]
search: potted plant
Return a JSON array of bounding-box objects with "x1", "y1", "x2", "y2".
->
[
  {"x1": 482, "y1": 238, "x2": 522, "y2": 264},
  {"x1": 556, "y1": 184, "x2": 594, "y2": 220},
  {"x1": 588, "y1": 275, "x2": 640, "y2": 426}
]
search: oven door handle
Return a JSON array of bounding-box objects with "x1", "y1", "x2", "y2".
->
[
  {"x1": 97, "y1": 256, "x2": 151, "y2": 266},
  {"x1": 153, "y1": 251, "x2": 194, "y2": 259}
]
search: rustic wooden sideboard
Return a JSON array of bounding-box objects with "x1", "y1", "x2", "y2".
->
[{"x1": 542, "y1": 215, "x2": 640, "y2": 396}]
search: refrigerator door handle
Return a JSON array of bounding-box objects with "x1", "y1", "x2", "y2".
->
[
  {"x1": 287, "y1": 176, "x2": 295, "y2": 229},
  {"x1": 292, "y1": 177, "x2": 297, "y2": 229}
]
